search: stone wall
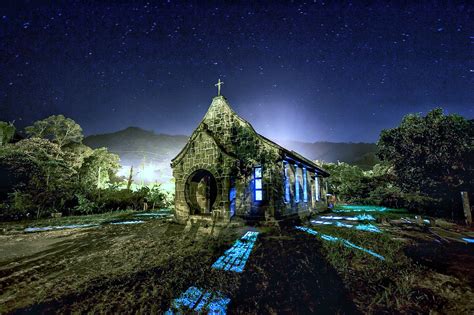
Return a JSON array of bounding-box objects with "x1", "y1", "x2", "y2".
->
[{"x1": 172, "y1": 96, "x2": 328, "y2": 223}]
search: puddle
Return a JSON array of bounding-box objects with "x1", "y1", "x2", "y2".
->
[
  {"x1": 212, "y1": 231, "x2": 259, "y2": 273},
  {"x1": 110, "y1": 220, "x2": 144, "y2": 225},
  {"x1": 311, "y1": 220, "x2": 381, "y2": 233},
  {"x1": 296, "y1": 226, "x2": 385, "y2": 260},
  {"x1": 165, "y1": 286, "x2": 230, "y2": 314},
  {"x1": 24, "y1": 224, "x2": 99, "y2": 233}
]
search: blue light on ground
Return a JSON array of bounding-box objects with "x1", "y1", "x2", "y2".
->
[
  {"x1": 311, "y1": 220, "x2": 381, "y2": 233},
  {"x1": 342, "y1": 239, "x2": 386, "y2": 260},
  {"x1": 334, "y1": 205, "x2": 388, "y2": 213},
  {"x1": 166, "y1": 286, "x2": 230, "y2": 315},
  {"x1": 24, "y1": 224, "x2": 99, "y2": 232},
  {"x1": 462, "y1": 238, "x2": 474, "y2": 243},
  {"x1": 212, "y1": 231, "x2": 259, "y2": 273},
  {"x1": 311, "y1": 220, "x2": 333, "y2": 225},
  {"x1": 296, "y1": 226, "x2": 385, "y2": 260},
  {"x1": 110, "y1": 220, "x2": 144, "y2": 225},
  {"x1": 335, "y1": 221, "x2": 354, "y2": 228},
  {"x1": 354, "y1": 224, "x2": 382, "y2": 233},
  {"x1": 320, "y1": 214, "x2": 376, "y2": 221}
]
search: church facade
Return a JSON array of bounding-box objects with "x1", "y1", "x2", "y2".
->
[{"x1": 171, "y1": 93, "x2": 329, "y2": 224}]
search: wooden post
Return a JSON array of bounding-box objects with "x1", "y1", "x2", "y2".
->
[{"x1": 461, "y1": 191, "x2": 471, "y2": 225}]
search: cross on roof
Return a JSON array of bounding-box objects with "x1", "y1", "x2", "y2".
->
[{"x1": 215, "y1": 79, "x2": 224, "y2": 96}]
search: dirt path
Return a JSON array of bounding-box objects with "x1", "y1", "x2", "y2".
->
[
  {"x1": 1, "y1": 222, "x2": 359, "y2": 314},
  {"x1": 230, "y1": 229, "x2": 358, "y2": 314}
]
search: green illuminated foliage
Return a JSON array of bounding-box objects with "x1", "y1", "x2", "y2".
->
[
  {"x1": 377, "y1": 108, "x2": 473, "y2": 216},
  {"x1": 25, "y1": 114, "x2": 84, "y2": 148},
  {"x1": 0, "y1": 121, "x2": 16, "y2": 146}
]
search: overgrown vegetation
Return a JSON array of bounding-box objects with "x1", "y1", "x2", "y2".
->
[
  {"x1": 0, "y1": 115, "x2": 171, "y2": 220},
  {"x1": 302, "y1": 222, "x2": 471, "y2": 314},
  {"x1": 323, "y1": 108, "x2": 473, "y2": 219}
]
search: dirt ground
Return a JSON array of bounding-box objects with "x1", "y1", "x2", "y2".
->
[{"x1": 0, "y1": 211, "x2": 473, "y2": 314}]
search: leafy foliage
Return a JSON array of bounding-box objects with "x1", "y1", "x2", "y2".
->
[
  {"x1": 0, "y1": 117, "x2": 170, "y2": 220},
  {"x1": 377, "y1": 108, "x2": 473, "y2": 216},
  {"x1": 0, "y1": 138, "x2": 76, "y2": 217},
  {"x1": 25, "y1": 114, "x2": 84, "y2": 148},
  {"x1": 78, "y1": 147, "x2": 121, "y2": 190},
  {"x1": 0, "y1": 121, "x2": 16, "y2": 146}
]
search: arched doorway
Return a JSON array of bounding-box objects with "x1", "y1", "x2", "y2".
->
[{"x1": 185, "y1": 169, "x2": 218, "y2": 215}]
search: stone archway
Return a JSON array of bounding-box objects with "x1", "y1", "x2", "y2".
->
[{"x1": 185, "y1": 169, "x2": 218, "y2": 215}]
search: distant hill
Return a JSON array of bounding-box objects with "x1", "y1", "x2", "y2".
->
[
  {"x1": 279, "y1": 140, "x2": 379, "y2": 169},
  {"x1": 83, "y1": 127, "x2": 378, "y2": 183},
  {"x1": 84, "y1": 127, "x2": 188, "y2": 166}
]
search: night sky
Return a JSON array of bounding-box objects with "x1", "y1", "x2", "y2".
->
[{"x1": 1, "y1": 1, "x2": 473, "y2": 143}]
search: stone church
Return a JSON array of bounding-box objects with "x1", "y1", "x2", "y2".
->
[{"x1": 171, "y1": 84, "x2": 329, "y2": 224}]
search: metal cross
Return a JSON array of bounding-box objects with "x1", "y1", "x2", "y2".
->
[{"x1": 215, "y1": 79, "x2": 224, "y2": 96}]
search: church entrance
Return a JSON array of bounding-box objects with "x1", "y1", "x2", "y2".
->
[{"x1": 185, "y1": 169, "x2": 217, "y2": 215}]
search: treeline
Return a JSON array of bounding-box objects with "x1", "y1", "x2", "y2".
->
[
  {"x1": 0, "y1": 115, "x2": 171, "y2": 220},
  {"x1": 323, "y1": 109, "x2": 473, "y2": 218}
]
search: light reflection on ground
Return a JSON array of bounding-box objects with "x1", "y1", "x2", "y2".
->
[
  {"x1": 311, "y1": 220, "x2": 382, "y2": 233},
  {"x1": 24, "y1": 224, "x2": 99, "y2": 232},
  {"x1": 296, "y1": 226, "x2": 385, "y2": 260},
  {"x1": 212, "y1": 231, "x2": 259, "y2": 273},
  {"x1": 333, "y1": 205, "x2": 389, "y2": 213},
  {"x1": 165, "y1": 286, "x2": 230, "y2": 314}
]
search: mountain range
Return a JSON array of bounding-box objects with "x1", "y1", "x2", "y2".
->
[{"x1": 83, "y1": 127, "x2": 378, "y2": 183}]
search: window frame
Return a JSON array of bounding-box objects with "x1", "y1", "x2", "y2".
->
[
  {"x1": 283, "y1": 161, "x2": 290, "y2": 203},
  {"x1": 303, "y1": 167, "x2": 308, "y2": 202},
  {"x1": 315, "y1": 176, "x2": 320, "y2": 201},
  {"x1": 294, "y1": 164, "x2": 300, "y2": 203},
  {"x1": 254, "y1": 166, "x2": 263, "y2": 202}
]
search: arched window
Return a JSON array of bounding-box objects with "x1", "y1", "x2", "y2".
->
[
  {"x1": 284, "y1": 161, "x2": 290, "y2": 203},
  {"x1": 254, "y1": 166, "x2": 263, "y2": 201},
  {"x1": 303, "y1": 167, "x2": 308, "y2": 202},
  {"x1": 315, "y1": 176, "x2": 320, "y2": 201},
  {"x1": 294, "y1": 164, "x2": 300, "y2": 203}
]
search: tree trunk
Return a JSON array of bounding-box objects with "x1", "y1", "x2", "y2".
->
[{"x1": 127, "y1": 166, "x2": 134, "y2": 190}]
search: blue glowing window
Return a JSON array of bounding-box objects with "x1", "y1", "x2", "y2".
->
[
  {"x1": 229, "y1": 186, "x2": 236, "y2": 217},
  {"x1": 303, "y1": 167, "x2": 308, "y2": 202},
  {"x1": 315, "y1": 176, "x2": 320, "y2": 201},
  {"x1": 284, "y1": 161, "x2": 290, "y2": 203},
  {"x1": 295, "y1": 164, "x2": 300, "y2": 203},
  {"x1": 254, "y1": 166, "x2": 263, "y2": 201}
]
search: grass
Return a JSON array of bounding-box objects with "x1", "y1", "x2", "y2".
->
[
  {"x1": 300, "y1": 218, "x2": 471, "y2": 313},
  {"x1": 1, "y1": 208, "x2": 472, "y2": 314}
]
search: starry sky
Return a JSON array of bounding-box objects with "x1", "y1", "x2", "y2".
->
[{"x1": 1, "y1": 1, "x2": 473, "y2": 143}]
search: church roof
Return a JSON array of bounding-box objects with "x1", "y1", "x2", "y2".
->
[{"x1": 172, "y1": 95, "x2": 329, "y2": 177}]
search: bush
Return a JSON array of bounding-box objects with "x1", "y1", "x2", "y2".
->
[{"x1": 73, "y1": 194, "x2": 99, "y2": 215}]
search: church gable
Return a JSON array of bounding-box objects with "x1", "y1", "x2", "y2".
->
[{"x1": 171, "y1": 86, "x2": 329, "y2": 224}]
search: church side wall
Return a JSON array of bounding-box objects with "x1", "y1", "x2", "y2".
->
[{"x1": 277, "y1": 163, "x2": 328, "y2": 218}]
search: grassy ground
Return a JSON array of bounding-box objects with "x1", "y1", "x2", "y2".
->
[
  {"x1": 303, "y1": 210, "x2": 474, "y2": 314},
  {"x1": 0, "y1": 209, "x2": 473, "y2": 314}
]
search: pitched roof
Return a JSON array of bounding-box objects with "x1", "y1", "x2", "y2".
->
[{"x1": 172, "y1": 95, "x2": 329, "y2": 177}]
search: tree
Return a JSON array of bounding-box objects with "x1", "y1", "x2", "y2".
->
[
  {"x1": 377, "y1": 108, "x2": 473, "y2": 216},
  {"x1": 79, "y1": 147, "x2": 120, "y2": 190},
  {"x1": 0, "y1": 138, "x2": 76, "y2": 217},
  {"x1": 25, "y1": 115, "x2": 83, "y2": 148},
  {"x1": 0, "y1": 121, "x2": 16, "y2": 146},
  {"x1": 322, "y1": 161, "x2": 367, "y2": 203}
]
